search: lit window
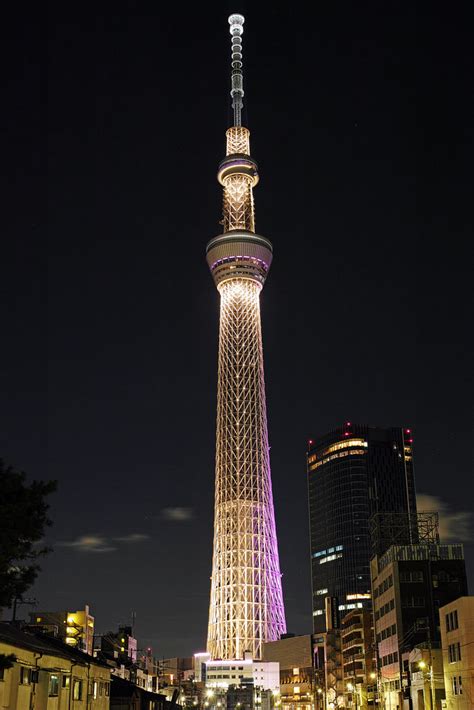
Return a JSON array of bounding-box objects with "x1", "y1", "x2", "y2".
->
[
  {"x1": 319, "y1": 553, "x2": 342, "y2": 564},
  {"x1": 73, "y1": 680, "x2": 83, "y2": 700},
  {"x1": 62, "y1": 676, "x2": 70, "y2": 688},
  {"x1": 293, "y1": 668, "x2": 299, "y2": 676},
  {"x1": 309, "y1": 448, "x2": 367, "y2": 470},
  {"x1": 322, "y1": 439, "x2": 368, "y2": 456},
  {"x1": 313, "y1": 610, "x2": 324, "y2": 616},
  {"x1": 316, "y1": 588, "x2": 328, "y2": 595},
  {"x1": 49, "y1": 675, "x2": 59, "y2": 697}
]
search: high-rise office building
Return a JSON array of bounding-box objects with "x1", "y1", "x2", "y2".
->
[
  {"x1": 307, "y1": 423, "x2": 417, "y2": 631},
  {"x1": 206, "y1": 14, "x2": 286, "y2": 660}
]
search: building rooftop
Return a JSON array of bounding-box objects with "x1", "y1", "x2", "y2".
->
[
  {"x1": 376, "y1": 543, "x2": 465, "y2": 572},
  {"x1": 0, "y1": 622, "x2": 106, "y2": 667}
]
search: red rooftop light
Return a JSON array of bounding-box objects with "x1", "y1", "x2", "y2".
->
[{"x1": 346, "y1": 421, "x2": 351, "y2": 426}]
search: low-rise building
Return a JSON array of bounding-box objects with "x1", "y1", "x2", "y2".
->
[
  {"x1": 262, "y1": 634, "x2": 314, "y2": 710},
  {"x1": 440, "y1": 596, "x2": 474, "y2": 709},
  {"x1": 205, "y1": 655, "x2": 279, "y2": 692},
  {"x1": 340, "y1": 609, "x2": 376, "y2": 708},
  {"x1": 100, "y1": 625, "x2": 138, "y2": 665},
  {"x1": 110, "y1": 676, "x2": 180, "y2": 710},
  {"x1": 407, "y1": 646, "x2": 445, "y2": 710},
  {"x1": 0, "y1": 622, "x2": 110, "y2": 709},
  {"x1": 27, "y1": 604, "x2": 95, "y2": 654}
]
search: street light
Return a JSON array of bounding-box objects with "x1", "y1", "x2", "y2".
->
[{"x1": 418, "y1": 661, "x2": 426, "y2": 670}]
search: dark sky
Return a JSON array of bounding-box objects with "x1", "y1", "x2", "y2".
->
[{"x1": 2, "y1": 2, "x2": 473, "y2": 656}]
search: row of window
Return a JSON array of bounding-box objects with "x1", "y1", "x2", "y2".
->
[
  {"x1": 377, "y1": 624, "x2": 397, "y2": 643},
  {"x1": 320, "y1": 439, "x2": 368, "y2": 457},
  {"x1": 381, "y1": 651, "x2": 399, "y2": 666},
  {"x1": 313, "y1": 545, "x2": 343, "y2": 559},
  {"x1": 309, "y1": 448, "x2": 367, "y2": 471},
  {"x1": 448, "y1": 642, "x2": 462, "y2": 663},
  {"x1": 12, "y1": 668, "x2": 109, "y2": 700},
  {"x1": 446, "y1": 609, "x2": 459, "y2": 632},
  {"x1": 208, "y1": 666, "x2": 245, "y2": 671},
  {"x1": 320, "y1": 552, "x2": 343, "y2": 565},
  {"x1": 400, "y1": 570, "x2": 424, "y2": 583},
  {"x1": 376, "y1": 598, "x2": 395, "y2": 620},
  {"x1": 402, "y1": 596, "x2": 426, "y2": 608},
  {"x1": 374, "y1": 575, "x2": 393, "y2": 599}
]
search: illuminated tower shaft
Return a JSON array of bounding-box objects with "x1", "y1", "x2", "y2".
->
[{"x1": 206, "y1": 14, "x2": 286, "y2": 661}]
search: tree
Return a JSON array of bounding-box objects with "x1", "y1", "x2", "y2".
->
[{"x1": 0, "y1": 459, "x2": 57, "y2": 610}]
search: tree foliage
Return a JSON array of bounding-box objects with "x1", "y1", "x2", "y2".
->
[{"x1": 0, "y1": 459, "x2": 57, "y2": 609}]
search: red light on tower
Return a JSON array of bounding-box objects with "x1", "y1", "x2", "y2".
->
[
  {"x1": 346, "y1": 421, "x2": 351, "y2": 426},
  {"x1": 344, "y1": 432, "x2": 349, "y2": 437}
]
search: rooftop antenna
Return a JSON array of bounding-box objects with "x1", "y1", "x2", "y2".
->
[{"x1": 228, "y1": 13, "x2": 245, "y2": 126}]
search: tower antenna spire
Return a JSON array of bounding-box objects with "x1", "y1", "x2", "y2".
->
[
  {"x1": 206, "y1": 14, "x2": 286, "y2": 661},
  {"x1": 228, "y1": 13, "x2": 245, "y2": 126}
]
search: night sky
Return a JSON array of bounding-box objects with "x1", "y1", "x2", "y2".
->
[{"x1": 2, "y1": 2, "x2": 472, "y2": 657}]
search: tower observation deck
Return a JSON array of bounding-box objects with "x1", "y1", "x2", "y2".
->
[{"x1": 206, "y1": 14, "x2": 286, "y2": 661}]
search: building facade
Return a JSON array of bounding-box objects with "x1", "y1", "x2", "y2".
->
[
  {"x1": 206, "y1": 13, "x2": 286, "y2": 661},
  {"x1": 0, "y1": 622, "x2": 110, "y2": 710},
  {"x1": 340, "y1": 609, "x2": 376, "y2": 708},
  {"x1": 407, "y1": 646, "x2": 445, "y2": 710},
  {"x1": 28, "y1": 604, "x2": 95, "y2": 655},
  {"x1": 205, "y1": 655, "x2": 279, "y2": 692},
  {"x1": 370, "y1": 544, "x2": 468, "y2": 709},
  {"x1": 307, "y1": 424, "x2": 417, "y2": 631},
  {"x1": 99, "y1": 625, "x2": 138, "y2": 665},
  {"x1": 262, "y1": 634, "x2": 315, "y2": 710},
  {"x1": 440, "y1": 596, "x2": 474, "y2": 709}
]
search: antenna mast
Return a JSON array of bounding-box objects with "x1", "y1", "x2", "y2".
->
[{"x1": 228, "y1": 14, "x2": 245, "y2": 126}]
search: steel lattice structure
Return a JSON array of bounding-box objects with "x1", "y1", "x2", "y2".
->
[{"x1": 205, "y1": 14, "x2": 286, "y2": 660}]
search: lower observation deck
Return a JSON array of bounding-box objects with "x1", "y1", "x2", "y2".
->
[{"x1": 206, "y1": 230, "x2": 273, "y2": 288}]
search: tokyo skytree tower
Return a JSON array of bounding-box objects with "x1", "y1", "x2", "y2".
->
[{"x1": 206, "y1": 13, "x2": 286, "y2": 661}]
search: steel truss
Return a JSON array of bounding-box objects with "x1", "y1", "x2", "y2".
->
[{"x1": 207, "y1": 279, "x2": 286, "y2": 660}]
